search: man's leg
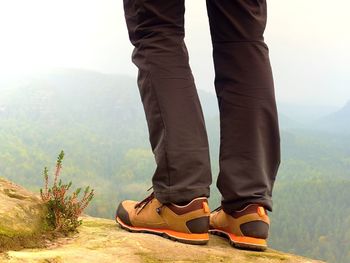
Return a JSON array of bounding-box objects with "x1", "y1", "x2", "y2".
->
[
  {"x1": 116, "y1": 0, "x2": 211, "y2": 245},
  {"x1": 123, "y1": 0, "x2": 212, "y2": 204},
  {"x1": 206, "y1": 0, "x2": 281, "y2": 213}
]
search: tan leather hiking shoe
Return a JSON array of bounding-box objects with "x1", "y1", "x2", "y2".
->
[
  {"x1": 115, "y1": 192, "x2": 210, "y2": 245},
  {"x1": 209, "y1": 204, "x2": 270, "y2": 251}
]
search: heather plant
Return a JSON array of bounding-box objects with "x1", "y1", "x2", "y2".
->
[{"x1": 40, "y1": 150, "x2": 94, "y2": 233}]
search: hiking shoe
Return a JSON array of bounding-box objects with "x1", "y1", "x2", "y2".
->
[
  {"x1": 209, "y1": 204, "x2": 270, "y2": 251},
  {"x1": 115, "y1": 192, "x2": 210, "y2": 245}
]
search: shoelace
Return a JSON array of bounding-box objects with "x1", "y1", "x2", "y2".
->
[
  {"x1": 134, "y1": 186, "x2": 164, "y2": 215},
  {"x1": 134, "y1": 192, "x2": 154, "y2": 214},
  {"x1": 134, "y1": 186, "x2": 154, "y2": 214}
]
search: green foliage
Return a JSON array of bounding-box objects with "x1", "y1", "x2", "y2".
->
[
  {"x1": 270, "y1": 180, "x2": 350, "y2": 263},
  {"x1": 40, "y1": 150, "x2": 94, "y2": 233}
]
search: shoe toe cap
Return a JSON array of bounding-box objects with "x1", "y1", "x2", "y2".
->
[{"x1": 116, "y1": 201, "x2": 132, "y2": 226}]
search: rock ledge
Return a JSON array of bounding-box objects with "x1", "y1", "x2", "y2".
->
[
  {"x1": 1, "y1": 216, "x2": 324, "y2": 263},
  {"x1": 0, "y1": 178, "x2": 324, "y2": 263}
]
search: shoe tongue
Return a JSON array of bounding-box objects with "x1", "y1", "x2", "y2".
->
[{"x1": 135, "y1": 192, "x2": 155, "y2": 209}]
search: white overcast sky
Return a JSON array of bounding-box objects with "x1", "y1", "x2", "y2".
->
[{"x1": 0, "y1": 0, "x2": 349, "y2": 107}]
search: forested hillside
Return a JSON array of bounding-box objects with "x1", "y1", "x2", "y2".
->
[{"x1": 0, "y1": 69, "x2": 349, "y2": 262}]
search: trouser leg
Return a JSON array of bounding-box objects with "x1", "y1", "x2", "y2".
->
[
  {"x1": 123, "y1": 0, "x2": 212, "y2": 204},
  {"x1": 206, "y1": 0, "x2": 281, "y2": 212}
]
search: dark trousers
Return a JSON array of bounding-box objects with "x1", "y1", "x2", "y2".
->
[{"x1": 123, "y1": 0, "x2": 281, "y2": 213}]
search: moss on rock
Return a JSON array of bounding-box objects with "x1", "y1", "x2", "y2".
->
[{"x1": 0, "y1": 178, "x2": 50, "y2": 252}]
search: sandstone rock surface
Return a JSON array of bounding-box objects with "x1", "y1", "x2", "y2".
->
[
  {"x1": 0, "y1": 177, "x2": 46, "y2": 238},
  {"x1": 1, "y1": 216, "x2": 325, "y2": 263},
  {"x1": 0, "y1": 178, "x2": 325, "y2": 262}
]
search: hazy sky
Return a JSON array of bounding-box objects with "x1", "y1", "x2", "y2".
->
[{"x1": 0, "y1": 0, "x2": 349, "y2": 107}]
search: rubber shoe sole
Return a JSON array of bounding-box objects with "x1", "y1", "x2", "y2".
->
[
  {"x1": 116, "y1": 216, "x2": 209, "y2": 245},
  {"x1": 209, "y1": 228, "x2": 267, "y2": 251}
]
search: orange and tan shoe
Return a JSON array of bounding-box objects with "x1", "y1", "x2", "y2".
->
[
  {"x1": 209, "y1": 204, "x2": 270, "y2": 251},
  {"x1": 115, "y1": 192, "x2": 210, "y2": 245}
]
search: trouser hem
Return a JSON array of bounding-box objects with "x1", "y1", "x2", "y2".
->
[
  {"x1": 154, "y1": 187, "x2": 210, "y2": 204},
  {"x1": 221, "y1": 197, "x2": 273, "y2": 214}
]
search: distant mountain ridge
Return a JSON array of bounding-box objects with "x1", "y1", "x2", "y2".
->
[
  {"x1": 2, "y1": 68, "x2": 347, "y2": 133},
  {"x1": 309, "y1": 100, "x2": 350, "y2": 134}
]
